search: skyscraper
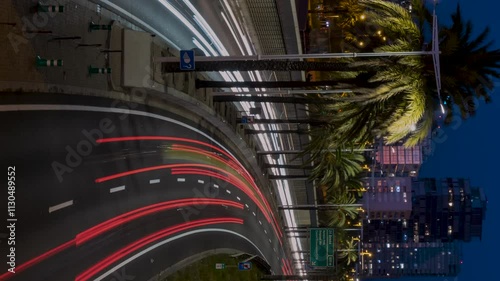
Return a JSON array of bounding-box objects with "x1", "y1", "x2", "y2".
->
[{"x1": 360, "y1": 177, "x2": 486, "y2": 279}]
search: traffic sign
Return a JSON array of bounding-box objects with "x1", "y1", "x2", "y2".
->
[
  {"x1": 310, "y1": 228, "x2": 335, "y2": 267},
  {"x1": 241, "y1": 116, "x2": 254, "y2": 124},
  {"x1": 180, "y1": 50, "x2": 195, "y2": 71},
  {"x1": 215, "y1": 263, "x2": 225, "y2": 269},
  {"x1": 238, "y1": 262, "x2": 252, "y2": 270}
]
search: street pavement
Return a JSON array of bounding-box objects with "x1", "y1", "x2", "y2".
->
[
  {"x1": 0, "y1": 93, "x2": 284, "y2": 280},
  {"x1": 0, "y1": 0, "x2": 289, "y2": 279}
]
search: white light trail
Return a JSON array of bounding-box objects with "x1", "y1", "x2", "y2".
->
[
  {"x1": 158, "y1": 0, "x2": 219, "y2": 56},
  {"x1": 192, "y1": 38, "x2": 211, "y2": 56},
  {"x1": 220, "y1": 12, "x2": 246, "y2": 55}
]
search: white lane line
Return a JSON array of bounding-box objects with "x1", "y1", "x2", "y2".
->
[
  {"x1": 109, "y1": 185, "x2": 125, "y2": 193},
  {"x1": 236, "y1": 196, "x2": 241, "y2": 201},
  {"x1": 245, "y1": 204, "x2": 249, "y2": 208},
  {"x1": 198, "y1": 179, "x2": 204, "y2": 184},
  {"x1": 252, "y1": 212, "x2": 256, "y2": 216},
  {"x1": 273, "y1": 248, "x2": 276, "y2": 252},
  {"x1": 264, "y1": 229, "x2": 267, "y2": 234},
  {"x1": 269, "y1": 239, "x2": 272, "y2": 243},
  {"x1": 177, "y1": 178, "x2": 186, "y2": 182},
  {"x1": 226, "y1": 189, "x2": 231, "y2": 194},
  {"x1": 259, "y1": 220, "x2": 262, "y2": 225},
  {"x1": 149, "y1": 179, "x2": 160, "y2": 184},
  {"x1": 48, "y1": 200, "x2": 74, "y2": 213},
  {"x1": 214, "y1": 184, "x2": 219, "y2": 188},
  {"x1": 94, "y1": 228, "x2": 268, "y2": 281}
]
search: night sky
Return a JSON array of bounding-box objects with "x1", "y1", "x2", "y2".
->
[{"x1": 399, "y1": 1, "x2": 499, "y2": 281}]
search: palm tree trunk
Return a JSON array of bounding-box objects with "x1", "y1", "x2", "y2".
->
[
  {"x1": 162, "y1": 60, "x2": 352, "y2": 73},
  {"x1": 196, "y1": 79, "x2": 358, "y2": 89}
]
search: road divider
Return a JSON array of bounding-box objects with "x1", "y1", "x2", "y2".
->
[{"x1": 35, "y1": 56, "x2": 62, "y2": 67}]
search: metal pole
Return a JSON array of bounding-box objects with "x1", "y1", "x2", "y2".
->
[
  {"x1": 154, "y1": 51, "x2": 434, "y2": 62},
  {"x1": 257, "y1": 148, "x2": 375, "y2": 154},
  {"x1": 279, "y1": 204, "x2": 363, "y2": 209},
  {"x1": 211, "y1": 89, "x2": 353, "y2": 96}
]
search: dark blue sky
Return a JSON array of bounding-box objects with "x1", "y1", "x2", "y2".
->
[{"x1": 404, "y1": 1, "x2": 499, "y2": 281}]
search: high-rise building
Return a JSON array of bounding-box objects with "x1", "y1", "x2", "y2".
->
[
  {"x1": 363, "y1": 177, "x2": 413, "y2": 221},
  {"x1": 359, "y1": 177, "x2": 487, "y2": 279},
  {"x1": 371, "y1": 139, "x2": 424, "y2": 178},
  {"x1": 411, "y1": 178, "x2": 487, "y2": 242},
  {"x1": 362, "y1": 241, "x2": 463, "y2": 278}
]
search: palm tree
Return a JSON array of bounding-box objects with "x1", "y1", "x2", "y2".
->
[
  {"x1": 307, "y1": 146, "x2": 365, "y2": 191},
  {"x1": 421, "y1": 3, "x2": 500, "y2": 123},
  {"x1": 320, "y1": 192, "x2": 361, "y2": 228},
  {"x1": 337, "y1": 238, "x2": 359, "y2": 266}
]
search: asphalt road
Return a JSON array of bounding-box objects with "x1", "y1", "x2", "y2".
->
[
  {"x1": 96, "y1": 0, "x2": 244, "y2": 55},
  {"x1": 0, "y1": 93, "x2": 284, "y2": 280}
]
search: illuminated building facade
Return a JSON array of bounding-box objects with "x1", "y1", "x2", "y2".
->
[{"x1": 360, "y1": 178, "x2": 486, "y2": 279}]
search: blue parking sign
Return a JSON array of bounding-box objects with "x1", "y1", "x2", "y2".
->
[
  {"x1": 238, "y1": 262, "x2": 252, "y2": 270},
  {"x1": 180, "y1": 50, "x2": 195, "y2": 71}
]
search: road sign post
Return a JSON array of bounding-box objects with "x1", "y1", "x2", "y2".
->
[
  {"x1": 310, "y1": 228, "x2": 334, "y2": 267},
  {"x1": 180, "y1": 50, "x2": 195, "y2": 71},
  {"x1": 238, "y1": 262, "x2": 252, "y2": 270}
]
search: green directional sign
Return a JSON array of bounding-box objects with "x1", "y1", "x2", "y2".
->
[{"x1": 310, "y1": 228, "x2": 335, "y2": 267}]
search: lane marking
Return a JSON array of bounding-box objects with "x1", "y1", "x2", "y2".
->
[
  {"x1": 94, "y1": 228, "x2": 268, "y2": 281},
  {"x1": 48, "y1": 200, "x2": 74, "y2": 213},
  {"x1": 109, "y1": 185, "x2": 125, "y2": 193},
  {"x1": 236, "y1": 196, "x2": 241, "y2": 201},
  {"x1": 177, "y1": 178, "x2": 186, "y2": 182},
  {"x1": 214, "y1": 184, "x2": 219, "y2": 188},
  {"x1": 252, "y1": 212, "x2": 256, "y2": 216},
  {"x1": 245, "y1": 204, "x2": 249, "y2": 208},
  {"x1": 149, "y1": 179, "x2": 160, "y2": 184},
  {"x1": 269, "y1": 239, "x2": 272, "y2": 243},
  {"x1": 226, "y1": 189, "x2": 231, "y2": 194},
  {"x1": 198, "y1": 179, "x2": 204, "y2": 184},
  {"x1": 264, "y1": 229, "x2": 267, "y2": 234},
  {"x1": 259, "y1": 220, "x2": 262, "y2": 225}
]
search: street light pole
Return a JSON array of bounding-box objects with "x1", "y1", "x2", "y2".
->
[{"x1": 154, "y1": 51, "x2": 435, "y2": 63}]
